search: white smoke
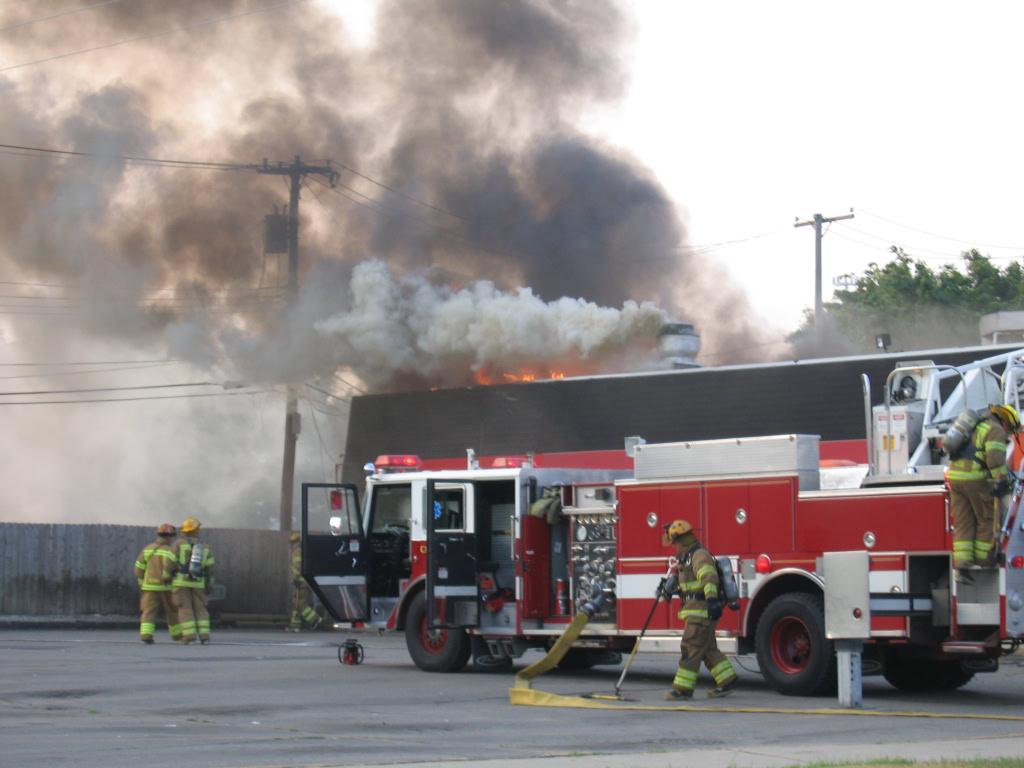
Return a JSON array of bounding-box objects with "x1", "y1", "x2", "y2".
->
[{"x1": 313, "y1": 259, "x2": 667, "y2": 386}]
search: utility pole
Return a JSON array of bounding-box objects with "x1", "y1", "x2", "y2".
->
[
  {"x1": 794, "y1": 209, "x2": 854, "y2": 345},
  {"x1": 258, "y1": 157, "x2": 338, "y2": 532}
]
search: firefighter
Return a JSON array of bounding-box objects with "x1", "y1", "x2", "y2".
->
[
  {"x1": 287, "y1": 532, "x2": 322, "y2": 632},
  {"x1": 661, "y1": 520, "x2": 737, "y2": 700},
  {"x1": 171, "y1": 517, "x2": 216, "y2": 645},
  {"x1": 947, "y1": 404, "x2": 1018, "y2": 579},
  {"x1": 133, "y1": 523, "x2": 181, "y2": 644}
]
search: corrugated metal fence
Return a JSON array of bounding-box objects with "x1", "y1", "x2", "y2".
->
[{"x1": 0, "y1": 524, "x2": 291, "y2": 617}]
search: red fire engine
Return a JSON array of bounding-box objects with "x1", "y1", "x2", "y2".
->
[{"x1": 302, "y1": 355, "x2": 1024, "y2": 696}]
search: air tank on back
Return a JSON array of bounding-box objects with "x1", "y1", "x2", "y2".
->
[{"x1": 656, "y1": 322, "x2": 701, "y2": 369}]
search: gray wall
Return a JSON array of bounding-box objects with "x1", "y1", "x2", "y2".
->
[{"x1": 0, "y1": 524, "x2": 291, "y2": 617}]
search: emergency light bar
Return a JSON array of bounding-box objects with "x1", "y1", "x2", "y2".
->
[
  {"x1": 490, "y1": 456, "x2": 528, "y2": 468},
  {"x1": 373, "y1": 454, "x2": 423, "y2": 472}
]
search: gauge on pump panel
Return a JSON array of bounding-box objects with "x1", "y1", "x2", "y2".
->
[{"x1": 575, "y1": 523, "x2": 589, "y2": 541}]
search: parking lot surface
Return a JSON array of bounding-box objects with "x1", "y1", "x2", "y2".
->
[{"x1": 3, "y1": 628, "x2": 1023, "y2": 768}]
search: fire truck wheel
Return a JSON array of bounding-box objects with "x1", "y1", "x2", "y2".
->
[
  {"x1": 404, "y1": 592, "x2": 471, "y2": 673},
  {"x1": 882, "y1": 660, "x2": 974, "y2": 691},
  {"x1": 755, "y1": 592, "x2": 835, "y2": 696}
]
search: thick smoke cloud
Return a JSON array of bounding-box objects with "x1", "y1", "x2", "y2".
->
[{"x1": 0, "y1": 0, "x2": 778, "y2": 525}]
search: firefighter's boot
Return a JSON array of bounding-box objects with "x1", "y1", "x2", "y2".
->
[
  {"x1": 664, "y1": 687, "x2": 693, "y2": 701},
  {"x1": 707, "y1": 680, "x2": 737, "y2": 698}
]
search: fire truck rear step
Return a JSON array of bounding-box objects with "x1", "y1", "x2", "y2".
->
[
  {"x1": 940, "y1": 640, "x2": 991, "y2": 655},
  {"x1": 868, "y1": 593, "x2": 933, "y2": 616}
]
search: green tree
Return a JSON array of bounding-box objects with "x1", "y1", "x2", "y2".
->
[{"x1": 790, "y1": 248, "x2": 1024, "y2": 354}]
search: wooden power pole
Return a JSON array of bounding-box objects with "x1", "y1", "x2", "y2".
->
[
  {"x1": 794, "y1": 209, "x2": 855, "y2": 345},
  {"x1": 258, "y1": 157, "x2": 337, "y2": 532}
]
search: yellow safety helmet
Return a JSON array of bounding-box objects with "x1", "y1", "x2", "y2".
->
[
  {"x1": 662, "y1": 519, "x2": 694, "y2": 546},
  {"x1": 289, "y1": 532, "x2": 301, "y2": 542},
  {"x1": 991, "y1": 404, "x2": 1020, "y2": 433},
  {"x1": 181, "y1": 517, "x2": 201, "y2": 534}
]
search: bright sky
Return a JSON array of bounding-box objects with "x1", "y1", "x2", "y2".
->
[{"x1": 592, "y1": 2, "x2": 1024, "y2": 337}]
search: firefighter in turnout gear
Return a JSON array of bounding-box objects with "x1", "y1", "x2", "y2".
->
[
  {"x1": 947, "y1": 404, "x2": 1018, "y2": 579},
  {"x1": 661, "y1": 520, "x2": 738, "y2": 700},
  {"x1": 171, "y1": 517, "x2": 215, "y2": 644},
  {"x1": 287, "y1": 532, "x2": 322, "y2": 632},
  {"x1": 133, "y1": 524, "x2": 181, "y2": 644}
]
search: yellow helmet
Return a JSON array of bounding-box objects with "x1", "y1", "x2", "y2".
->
[
  {"x1": 181, "y1": 517, "x2": 201, "y2": 534},
  {"x1": 289, "y1": 532, "x2": 301, "y2": 542},
  {"x1": 991, "y1": 404, "x2": 1020, "y2": 433},
  {"x1": 662, "y1": 519, "x2": 694, "y2": 546}
]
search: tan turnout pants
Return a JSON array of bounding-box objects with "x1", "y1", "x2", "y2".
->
[
  {"x1": 950, "y1": 479, "x2": 999, "y2": 567},
  {"x1": 139, "y1": 591, "x2": 181, "y2": 641},
  {"x1": 672, "y1": 617, "x2": 737, "y2": 693},
  {"x1": 173, "y1": 587, "x2": 210, "y2": 642}
]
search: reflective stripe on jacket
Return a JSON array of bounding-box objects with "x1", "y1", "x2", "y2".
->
[
  {"x1": 171, "y1": 535, "x2": 215, "y2": 589},
  {"x1": 948, "y1": 417, "x2": 1009, "y2": 482},
  {"x1": 675, "y1": 545, "x2": 720, "y2": 621},
  {"x1": 134, "y1": 540, "x2": 176, "y2": 591}
]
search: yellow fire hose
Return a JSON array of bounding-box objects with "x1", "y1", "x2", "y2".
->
[{"x1": 509, "y1": 588, "x2": 1024, "y2": 721}]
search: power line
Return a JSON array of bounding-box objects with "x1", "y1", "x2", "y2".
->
[
  {"x1": 0, "y1": 381, "x2": 223, "y2": 397},
  {"x1": 0, "y1": 0, "x2": 122, "y2": 33},
  {"x1": 0, "y1": 0, "x2": 310, "y2": 74},
  {"x1": 305, "y1": 381, "x2": 350, "y2": 404},
  {"x1": 833, "y1": 222, "x2": 1024, "y2": 261},
  {"x1": 858, "y1": 208, "x2": 1024, "y2": 250},
  {"x1": 0, "y1": 389, "x2": 268, "y2": 406},
  {"x1": 325, "y1": 158, "x2": 468, "y2": 224},
  {"x1": 332, "y1": 373, "x2": 366, "y2": 394},
  {"x1": 0, "y1": 358, "x2": 178, "y2": 366},
  {"x1": 672, "y1": 230, "x2": 782, "y2": 252},
  {"x1": 0, "y1": 361, "x2": 179, "y2": 381},
  {"x1": 0, "y1": 142, "x2": 248, "y2": 170}
]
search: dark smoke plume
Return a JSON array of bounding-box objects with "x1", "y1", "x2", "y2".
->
[{"x1": 0, "y1": 0, "x2": 777, "y2": 525}]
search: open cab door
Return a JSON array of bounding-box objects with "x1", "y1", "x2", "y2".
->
[
  {"x1": 426, "y1": 480, "x2": 480, "y2": 629},
  {"x1": 301, "y1": 483, "x2": 368, "y2": 622}
]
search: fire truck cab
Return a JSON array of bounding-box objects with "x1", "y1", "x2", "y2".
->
[{"x1": 302, "y1": 458, "x2": 629, "y2": 673}]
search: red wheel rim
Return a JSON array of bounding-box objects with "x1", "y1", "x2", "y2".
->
[
  {"x1": 770, "y1": 616, "x2": 812, "y2": 674},
  {"x1": 419, "y1": 614, "x2": 448, "y2": 655}
]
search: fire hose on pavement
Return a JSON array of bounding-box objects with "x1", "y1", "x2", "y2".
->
[{"x1": 508, "y1": 585, "x2": 1024, "y2": 721}]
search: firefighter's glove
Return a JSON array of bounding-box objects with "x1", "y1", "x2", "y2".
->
[
  {"x1": 707, "y1": 597, "x2": 723, "y2": 622},
  {"x1": 991, "y1": 478, "x2": 1011, "y2": 497},
  {"x1": 659, "y1": 572, "x2": 679, "y2": 600}
]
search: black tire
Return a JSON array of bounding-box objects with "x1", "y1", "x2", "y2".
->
[
  {"x1": 404, "y1": 592, "x2": 471, "y2": 673},
  {"x1": 755, "y1": 592, "x2": 835, "y2": 696},
  {"x1": 883, "y1": 660, "x2": 974, "y2": 691}
]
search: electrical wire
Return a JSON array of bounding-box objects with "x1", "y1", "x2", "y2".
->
[
  {"x1": 0, "y1": 358, "x2": 177, "y2": 366},
  {"x1": 828, "y1": 229, "x2": 973, "y2": 263},
  {"x1": 0, "y1": 361, "x2": 179, "y2": 381},
  {"x1": 0, "y1": 381, "x2": 222, "y2": 397},
  {"x1": 0, "y1": 141, "x2": 250, "y2": 170},
  {"x1": 0, "y1": 0, "x2": 310, "y2": 74},
  {"x1": 0, "y1": 0, "x2": 123, "y2": 33},
  {"x1": 0, "y1": 389, "x2": 267, "y2": 406},
  {"x1": 833, "y1": 222, "x2": 1024, "y2": 261},
  {"x1": 332, "y1": 373, "x2": 365, "y2": 394},
  {"x1": 304, "y1": 381, "x2": 349, "y2": 403},
  {"x1": 325, "y1": 158, "x2": 468, "y2": 224},
  {"x1": 858, "y1": 208, "x2": 1024, "y2": 250}
]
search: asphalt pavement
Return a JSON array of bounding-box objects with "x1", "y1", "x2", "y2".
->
[{"x1": 2, "y1": 628, "x2": 1023, "y2": 768}]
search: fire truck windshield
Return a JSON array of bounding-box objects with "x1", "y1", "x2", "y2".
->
[{"x1": 370, "y1": 483, "x2": 412, "y2": 533}]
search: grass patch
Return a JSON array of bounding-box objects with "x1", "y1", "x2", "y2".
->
[{"x1": 782, "y1": 761, "x2": 1024, "y2": 768}]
